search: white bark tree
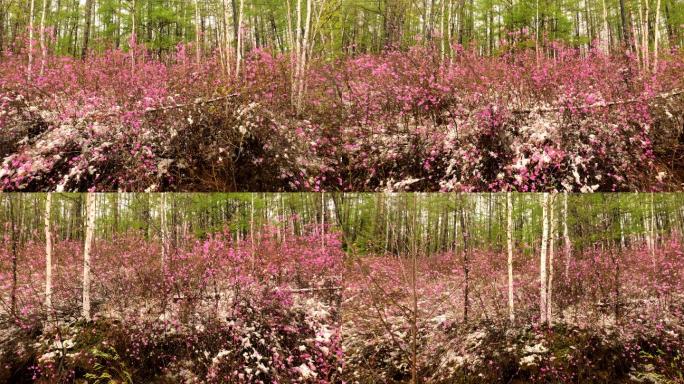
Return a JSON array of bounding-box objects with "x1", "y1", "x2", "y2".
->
[
  {"x1": 547, "y1": 193, "x2": 556, "y2": 324},
  {"x1": 161, "y1": 193, "x2": 168, "y2": 272},
  {"x1": 39, "y1": 0, "x2": 48, "y2": 76},
  {"x1": 563, "y1": 192, "x2": 572, "y2": 280},
  {"x1": 235, "y1": 0, "x2": 245, "y2": 76},
  {"x1": 44, "y1": 193, "x2": 53, "y2": 320},
  {"x1": 540, "y1": 193, "x2": 549, "y2": 324},
  {"x1": 82, "y1": 193, "x2": 96, "y2": 321},
  {"x1": 600, "y1": 0, "x2": 610, "y2": 54},
  {"x1": 506, "y1": 192, "x2": 515, "y2": 322},
  {"x1": 653, "y1": 0, "x2": 661, "y2": 72},
  {"x1": 195, "y1": 0, "x2": 202, "y2": 65}
]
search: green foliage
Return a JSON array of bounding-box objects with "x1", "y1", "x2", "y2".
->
[{"x1": 83, "y1": 347, "x2": 133, "y2": 384}]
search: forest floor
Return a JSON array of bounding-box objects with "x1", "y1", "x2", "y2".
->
[
  {"x1": 2, "y1": 49, "x2": 684, "y2": 192},
  {"x1": 342, "y1": 244, "x2": 684, "y2": 383}
]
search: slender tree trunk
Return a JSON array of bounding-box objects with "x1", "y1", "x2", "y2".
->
[
  {"x1": 131, "y1": 0, "x2": 136, "y2": 71},
  {"x1": 250, "y1": 192, "x2": 255, "y2": 268},
  {"x1": 295, "y1": 0, "x2": 313, "y2": 112},
  {"x1": 321, "y1": 192, "x2": 325, "y2": 248},
  {"x1": 9, "y1": 196, "x2": 19, "y2": 318},
  {"x1": 40, "y1": 0, "x2": 48, "y2": 75},
  {"x1": 195, "y1": 0, "x2": 202, "y2": 65},
  {"x1": 459, "y1": 197, "x2": 469, "y2": 324},
  {"x1": 410, "y1": 239, "x2": 418, "y2": 384},
  {"x1": 222, "y1": 0, "x2": 232, "y2": 75},
  {"x1": 82, "y1": 0, "x2": 94, "y2": 60},
  {"x1": 507, "y1": 192, "x2": 515, "y2": 322},
  {"x1": 600, "y1": 0, "x2": 610, "y2": 54},
  {"x1": 0, "y1": 0, "x2": 5, "y2": 54},
  {"x1": 235, "y1": 0, "x2": 244, "y2": 76},
  {"x1": 547, "y1": 194, "x2": 556, "y2": 324},
  {"x1": 82, "y1": 193, "x2": 96, "y2": 321},
  {"x1": 161, "y1": 193, "x2": 168, "y2": 272},
  {"x1": 540, "y1": 193, "x2": 549, "y2": 324},
  {"x1": 563, "y1": 192, "x2": 571, "y2": 281},
  {"x1": 653, "y1": 0, "x2": 661, "y2": 72},
  {"x1": 45, "y1": 193, "x2": 53, "y2": 320},
  {"x1": 28, "y1": 0, "x2": 36, "y2": 80}
]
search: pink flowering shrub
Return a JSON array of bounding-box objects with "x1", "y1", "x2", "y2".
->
[
  {"x1": 1, "y1": 46, "x2": 683, "y2": 191},
  {"x1": 0, "y1": 230, "x2": 343, "y2": 383},
  {"x1": 344, "y1": 238, "x2": 684, "y2": 383}
]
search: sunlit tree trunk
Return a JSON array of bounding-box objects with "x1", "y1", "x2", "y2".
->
[
  {"x1": 459, "y1": 197, "x2": 470, "y2": 324},
  {"x1": 653, "y1": 0, "x2": 661, "y2": 72},
  {"x1": 28, "y1": 0, "x2": 35, "y2": 80},
  {"x1": 295, "y1": 0, "x2": 313, "y2": 112},
  {"x1": 563, "y1": 193, "x2": 571, "y2": 280},
  {"x1": 235, "y1": 0, "x2": 244, "y2": 76},
  {"x1": 131, "y1": 0, "x2": 136, "y2": 71},
  {"x1": 321, "y1": 192, "x2": 325, "y2": 248},
  {"x1": 8, "y1": 196, "x2": 19, "y2": 318},
  {"x1": 45, "y1": 193, "x2": 53, "y2": 321},
  {"x1": 195, "y1": 0, "x2": 202, "y2": 65},
  {"x1": 547, "y1": 194, "x2": 556, "y2": 324},
  {"x1": 540, "y1": 193, "x2": 549, "y2": 324},
  {"x1": 600, "y1": 0, "x2": 610, "y2": 54},
  {"x1": 161, "y1": 193, "x2": 168, "y2": 272},
  {"x1": 82, "y1": 193, "x2": 96, "y2": 321},
  {"x1": 39, "y1": 0, "x2": 48, "y2": 75},
  {"x1": 222, "y1": 0, "x2": 233, "y2": 75},
  {"x1": 506, "y1": 192, "x2": 515, "y2": 322},
  {"x1": 250, "y1": 192, "x2": 255, "y2": 268}
]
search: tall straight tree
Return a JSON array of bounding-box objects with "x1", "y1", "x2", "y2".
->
[
  {"x1": 235, "y1": 0, "x2": 245, "y2": 76},
  {"x1": 44, "y1": 193, "x2": 53, "y2": 320},
  {"x1": 28, "y1": 0, "x2": 36, "y2": 80},
  {"x1": 507, "y1": 192, "x2": 514, "y2": 322},
  {"x1": 547, "y1": 193, "x2": 556, "y2": 324},
  {"x1": 82, "y1": 0, "x2": 94, "y2": 60},
  {"x1": 40, "y1": 0, "x2": 48, "y2": 75},
  {"x1": 82, "y1": 193, "x2": 96, "y2": 321},
  {"x1": 563, "y1": 192, "x2": 572, "y2": 280},
  {"x1": 195, "y1": 0, "x2": 202, "y2": 65},
  {"x1": 539, "y1": 192, "x2": 549, "y2": 324}
]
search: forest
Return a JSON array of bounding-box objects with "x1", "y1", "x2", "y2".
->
[
  {"x1": 1, "y1": 193, "x2": 683, "y2": 382},
  {"x1": 1, "y1": 0, "x2": 684, "y2": 191}
]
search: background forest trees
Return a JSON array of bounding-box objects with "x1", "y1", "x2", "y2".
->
[
  {"x1": 2, "y1": 0, "x2": 682, "y2": 63},
  {"x1": 1, "y1": 192, "x2": 683, "y2": 382}
]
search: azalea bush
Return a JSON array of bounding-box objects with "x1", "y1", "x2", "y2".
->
[
  {"x1": 1, "y1": 45, "x2": 683, "y2": 191},
  {"x1": 343, "y1": 238, "x2": 684, "y2": 383},
  {"x1": 0, "y1": 230, "x2": 344, "y2": 383}
]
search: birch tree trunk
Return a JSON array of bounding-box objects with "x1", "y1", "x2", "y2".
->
[
  {"x1": 547, "y1": 194, "x2": 556, "y2": 324},
  {"x1": 653, "y1": 0, "x2": 661, "y2": 72},
  {"x1": 161, "y1": 193, "x2": 168, "y2": 273},
  {"x1": 295, "y1": 0, "x2": 313, "y2": 112},
  {"x1": 39, "y1": 0, "x2": 48, "y2": 76},
  {"x1": 321, "y1": 191, "x2": 325, "y2": 248},
  {"x1": 195, "y1": 0, "x2": 202, "y2": 65},
  {"x1": 222, "y1": 0, "x2": 233, "y2": 75},
  {"x1": 235, "y1": 0, "x2": 245, "y2": 76},
  {"x1": 600, "y1": 0, "x2": 610, "y2": 54},
  {"x1": 131, "y1": 0, "x2": 136, "y2": 71},
  {"x1": 563, "y1": 192, "x2": 571, "y2": 281},
  {"x1": 506, "y1": 192, "x2": 515, "y2": 322},
  {"x1": 82, "y1": 193, "x2": 96, "y2": 321},
  {"x1": 45, "y1": 193, "x2": 53, "y2": 320},
  {"x1": 540, "y1": 193, "x2": 549, "y2": 324},
  {"x1": 28, "y1": 0, "x2": 35, "y2": 81}
]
